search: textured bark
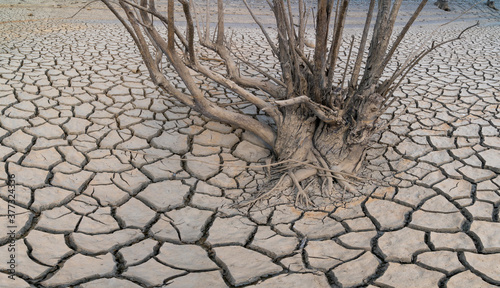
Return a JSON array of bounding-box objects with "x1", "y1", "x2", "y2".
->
[{"x1": 99, "y1": 0, "x2": 474, "y2": 205}]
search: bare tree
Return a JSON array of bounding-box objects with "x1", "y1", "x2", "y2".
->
[{"x1": 100, "y1": 0, "x2": 476, "y2": 206}]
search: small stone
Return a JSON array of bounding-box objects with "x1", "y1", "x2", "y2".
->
[
  {"x1": 116, "y1": 197, "x2": 157, "y2": 228},
  {"x1": 464, "y1": 252, "x2": 500, "y2": 282},
  {"x1": 446, "y1": 271, "x2": 497, "y2": 288},
  {"x1": 137, "y1": 180, "x2": 189, "y2": 211},
  {"x1": 293, "y1": 212, "x2": 344, "y2": 239},
  {"x1": 118, "y1": 238, "x2": 158, "y2": 267},
  {"x1": 305, "y1": 240, "x2": 362, "y2": 270},
  {"x1": 332, "y1": 252, "x2": 380, "y2": 287},
  {"x1": 165, "y1": 271, "x2": 228, "y2": 288},
  {"x1": 157, "y1": 242, "x2": 218, "y2": 270},
  {"x1": 207, "y1": 215, "x2": 256, "y2": 246},
  {"x1": 417, "y1": 251, "x2": 463, "y2": 273},
  {"x1": 378, "y1": 227, "x2": 428, "y2": 262},
  {"x1": 374, "y1": 263, "x2": 444, "y2": 288},
  {"x1": 71, "y1": 229, "x2": 144, "y2": 255},
  {"x1": 41, "y1": 253, "x2": 115, "y2": 287},
  {"x1": 123, "y1": 258, "x2": 186, "y2": 287},
  {"x1": 365, "y1": 199, "x2": 412, "y2": 230},
  {"x1": 214, "y1": 246, "x2": 282, "y2": 286},
  {"x1": 249, "y1": 226, "x2": 299, "y2": 258}
]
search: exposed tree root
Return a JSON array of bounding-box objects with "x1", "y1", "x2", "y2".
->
[{"x1": 119, "y1": 148, "x2": 366, "y2": 208}]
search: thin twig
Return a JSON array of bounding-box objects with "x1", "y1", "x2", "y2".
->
[{"x1": 68, "y1": 0, "x2": 99, "y2": 19}]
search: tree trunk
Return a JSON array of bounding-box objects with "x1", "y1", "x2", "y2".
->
[
  {"x1": 100, "y1": 0, "x2": 478, "y2": 207},
  {"x1": 435, "y1": 0, "x2": 450, "y2": 11},
  {"x1": 275, "y1": 105, "x2": 366, "y2": 175}
]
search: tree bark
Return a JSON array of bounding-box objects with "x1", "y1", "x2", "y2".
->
[{"x1": 99, "y1": 0, "x2": 473, "y2": 206}]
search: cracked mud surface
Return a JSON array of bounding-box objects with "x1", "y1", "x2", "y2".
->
[{"x1": 0, "y1": 1, "x2": 499, "y2": 287}]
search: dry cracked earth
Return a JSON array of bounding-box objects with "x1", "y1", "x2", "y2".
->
[{"x1": 0, "y1": 1, "x2": 500, "y2": 288}]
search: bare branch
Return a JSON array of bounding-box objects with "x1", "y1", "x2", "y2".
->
[
  {"x1": 349, "y1": 0, "x2": 375, "y2": 92},
  {"x1": 68, "y1": 0, "x2": 100, "y2": 19},
  {"x1": 326, "y1": 0, "x2": 349, "y2": 88},
  {"x1": 340, "y1": 35, "x2": 355, "y2": 89},
  {"x1": 380, "y1": 0, "x2": 428, "y2": 73},
  {"x1": 242, "y1": 0, "x2": 278, "y2": 56},
  {"x1": 273, "y1": 95, "x2": 340, "y2": 124}
]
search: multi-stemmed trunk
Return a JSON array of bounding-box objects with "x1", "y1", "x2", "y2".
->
[{"x1": 100, "y1": 0, "x2": 477, "y2": 206}]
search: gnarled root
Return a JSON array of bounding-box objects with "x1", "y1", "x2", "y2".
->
[
  {"x1": 237, "y1": 150, "x2": 364, "y2": 209},
  {"x1": 237, "y1": 167, "x2": 317, "y2": 208}
]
